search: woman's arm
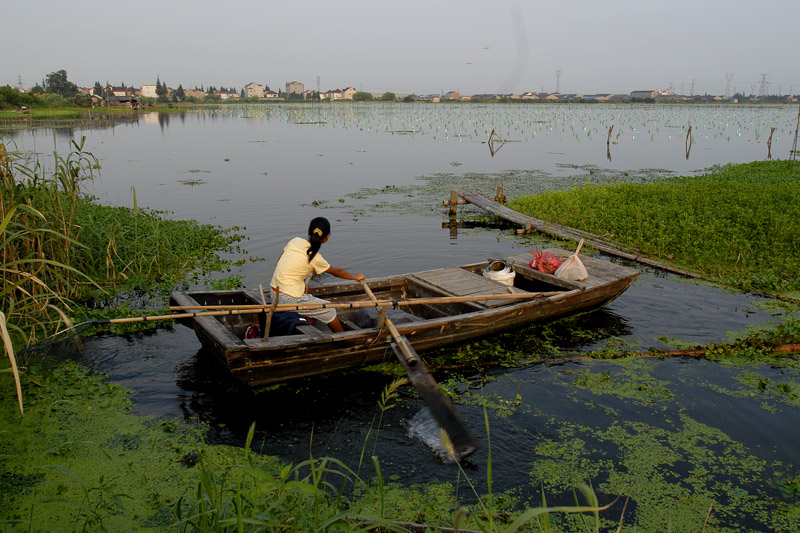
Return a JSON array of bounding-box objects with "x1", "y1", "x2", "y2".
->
[{"x1": 325, "y1": 266, "x2": 365, "y2": 282}]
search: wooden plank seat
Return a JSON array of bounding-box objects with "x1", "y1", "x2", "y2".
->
[{"x1": 410, "y1": 267, "x2": 528, "y2": 308}]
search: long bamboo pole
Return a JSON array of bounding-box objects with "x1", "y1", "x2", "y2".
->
[
  {"x1": 169, "y1": 290, "x2": 565, "y2": 312},
  {"x1": 90, "y1": 290, "x2": 566, "y2": 327}
]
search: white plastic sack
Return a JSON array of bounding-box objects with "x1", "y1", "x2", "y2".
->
[{"x1": 555, "y1": 239, "x2": 588, "y2": 281}]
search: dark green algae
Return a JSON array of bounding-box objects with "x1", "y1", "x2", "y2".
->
[
  {"x1": 524, "y1": 356, "x2": 800, "y2": 532},
  {"x1": 3, "y1": 352, "x2": 800, "y2": 531},
  {"x1": 0, "y1": 362, "x2": 280, "y2": 530}
]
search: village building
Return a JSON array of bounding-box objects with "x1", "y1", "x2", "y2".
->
[
  {"x1": 105, "y1": 95, "x2": 139, "y2": 109},
  {"x1": 245, "y1": 82, "x2": 264, "y2": 98},
  {"x1": 184, "y1": 89, "x2": 205, "y2": 100},
  {"x1": 214, "y1": 90, "x2": 239, "y2": 100},
  {"x1": 322, "y1": 88, "x2": 343, "y2": 100},
  {"x1": 285, "y1": 81, "x2": 304, "y2": 95},
  {"x1": 140, "y1": 84, "x2": 158, "y2": 98},
  {"x1": 106, "y1": 85, "x2": 130, "y2": 97},
  {"x1": 630, "y1": 90, "x2": 658, "y2": 100}
]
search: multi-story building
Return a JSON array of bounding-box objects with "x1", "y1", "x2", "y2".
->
[{"x1": 285, "y1": 81, "x2": 304, "y2": 95}]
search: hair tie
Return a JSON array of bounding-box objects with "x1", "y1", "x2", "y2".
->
[{"x1": 313, "y1": 228, "x2": 323, "y2": 237}]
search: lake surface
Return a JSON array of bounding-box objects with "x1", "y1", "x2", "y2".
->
[{"x1": 7, "y1": 103, "x2": 800, "y2": 529}]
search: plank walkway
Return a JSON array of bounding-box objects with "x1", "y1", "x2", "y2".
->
[{"x1": 460, "y1": 192, "x2": 700, "y2": 279}]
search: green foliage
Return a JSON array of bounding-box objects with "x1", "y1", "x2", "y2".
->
[
  {"x1": 509, "y1": 160, "x2": 800, "y2": 293},
  {"x1": 44, "y1": 70, "x2": 78, "y2": 98},
  {"x1": 352, "y1": 91, "x2": 374, "y2": 102},
  {"x1": 0, "y1": 86, "x2": 40, "y2": 109},
  {"x1": 1, "y1": 139, "x2": 99, "y2": 347},
  {"x1": 380, "y1": 92, "x2": 397, "y2": 101}
]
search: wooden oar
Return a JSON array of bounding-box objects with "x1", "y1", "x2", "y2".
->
[
  {"x1": 360, "y1": 280, "x2": 478, "y2": 460},
  {"x1": 170, "y1": 291, "x2": 564, "y2": 312}
]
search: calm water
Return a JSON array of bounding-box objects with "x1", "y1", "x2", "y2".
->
[{"x1": 7, "y1": 104, "x2": 799, "y2": 526}]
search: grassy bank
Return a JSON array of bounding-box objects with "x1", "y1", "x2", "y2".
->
[{"x1": 508, "y1": 160, "x2": 800, "y2": 295}]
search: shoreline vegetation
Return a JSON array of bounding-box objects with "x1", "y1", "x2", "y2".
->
[
  {"x1": 1, "y1": 138, "x2": 799, "y2": 530},
  {"x1": 1, "y1": 97, "x2": 796, "y2": 124}
]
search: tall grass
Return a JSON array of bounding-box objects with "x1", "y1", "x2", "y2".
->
[
  {"x1": 0, "y1": 141, "x2": 96, "y2": 349},
  {"x1": 171, "y1": 422, "x2": 405, "y2": 532}
]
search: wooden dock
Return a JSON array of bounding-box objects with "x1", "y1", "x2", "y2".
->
[{"x1": 450, "y1": 190, "x2": 699, "y2": 279}]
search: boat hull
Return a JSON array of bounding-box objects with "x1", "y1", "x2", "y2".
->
[{"x1": 171, "y1": 250, "x2": 639, "y2": 387}]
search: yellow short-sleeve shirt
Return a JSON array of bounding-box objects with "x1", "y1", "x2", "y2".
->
[{"x1": 270, "y1": 237, "x2": 331, "y2": 298}]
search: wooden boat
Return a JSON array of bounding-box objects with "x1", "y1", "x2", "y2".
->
[{"x1": 171, "y1": 249, "x2": 639, "y2": 388}]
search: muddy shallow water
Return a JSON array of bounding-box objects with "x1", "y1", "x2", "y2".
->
[{"x1": 10, "y1": 104, "x2": 800, "y2": 529}]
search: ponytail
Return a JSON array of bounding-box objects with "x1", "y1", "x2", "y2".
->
[{"x1": 307, "y1": 217, "x2": 331, "y2": 262}]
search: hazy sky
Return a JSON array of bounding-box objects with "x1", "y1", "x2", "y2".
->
[{"x1": 4, "y1": 0, "x2": 799, "y2": 96}]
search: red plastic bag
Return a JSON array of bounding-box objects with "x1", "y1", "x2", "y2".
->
[{"x1": 529, "y1": 250, "x2": 563, "y2": 275}]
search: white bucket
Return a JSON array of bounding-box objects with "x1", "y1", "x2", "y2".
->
[{"x1": 483, "y1": 261, "x2": 516, "y2": 286}]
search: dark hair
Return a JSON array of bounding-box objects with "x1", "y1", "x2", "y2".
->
[{"x1": 307, "y1": 217, "x2": 331, "y2": 262}]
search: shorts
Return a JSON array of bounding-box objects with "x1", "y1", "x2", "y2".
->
[{"x1": 272, "y1": 289, "x2": 337, "y2": 324}]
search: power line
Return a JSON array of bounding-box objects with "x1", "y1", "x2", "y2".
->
[
  {"x1": 555, "y1": 70, "x2": 561, "y2": 93},
  {"x1": 725, "y1": 73, "x2": 733, "y2": 98}
]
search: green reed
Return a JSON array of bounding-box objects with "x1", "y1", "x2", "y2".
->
[
  {"x1": 509, "y1": 160, "x2": 800, "y2": 294},
  {"x1": 0, "y1": 140, "x2": 96, "y2": 350}
]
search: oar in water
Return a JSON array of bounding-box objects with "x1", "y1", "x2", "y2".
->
[{"x1": 359, "y1": 280, "x2": 478, "y2": 460}]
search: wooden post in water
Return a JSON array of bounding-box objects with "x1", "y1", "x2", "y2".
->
[
  {"x1": 685, "y1": 125, "x2": 693, "y2": 160},
  {"x1": 448, "y1": 190, "x2": 459, "y2": 217},
  {"x1": 767, "y1": 127, "x2": 775, "y2": 159},
  {"x1": 494, "y1": 186, "x2": 506, "y2": 204}
]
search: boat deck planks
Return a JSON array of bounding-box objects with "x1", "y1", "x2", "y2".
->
[{"x1": 411, "y1": 267, "x2": 526, "y2": 307}]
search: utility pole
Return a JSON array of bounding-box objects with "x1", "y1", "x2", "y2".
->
[
  {"x1": 689, "y1": 79, "x2": 696, "y2": 97},
  {"x1": 555, "y1": 70, "x2": 561, "y2": 93},
  {"x1": 17, "y1": 75, "x2": 24, "y2": 90},
  {"x1": 758, "y1": 74, "x2": 768, "y2": 97},
  {"x1": 725, "y1": 73, "x2": 733, "y2": 98}
]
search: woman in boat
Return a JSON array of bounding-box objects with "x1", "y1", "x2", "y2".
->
[{"x1": 270, "y1": 217, "x2": 365, "y2": 333}]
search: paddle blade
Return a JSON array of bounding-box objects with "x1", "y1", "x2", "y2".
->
[{"x1": 391, "y1": 338, "x2": 478, "y2": 460}]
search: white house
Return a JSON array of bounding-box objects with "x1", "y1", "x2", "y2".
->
[
  {"x1": 141, "y1": 84, "x2": 158, "y2": 98},
  {"x1": 245, "y1": 82, "x2": 264, "y2": 98}
]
